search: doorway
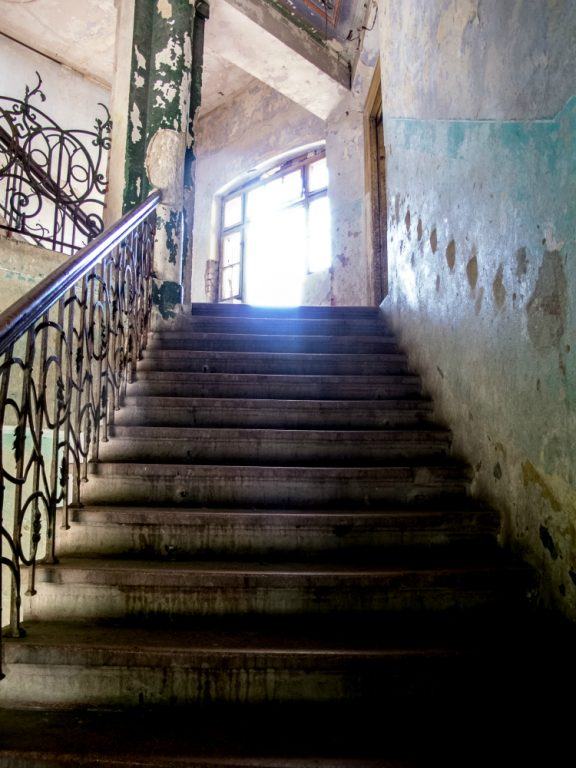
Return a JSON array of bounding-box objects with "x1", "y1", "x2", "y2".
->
[{"x1": 365, "y1": 62, "x2": 387, "y2": 304}]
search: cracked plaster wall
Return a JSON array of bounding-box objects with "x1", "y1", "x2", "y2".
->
[{"x1": 379, "y1": 0, "x2": 576, "y2": 617}]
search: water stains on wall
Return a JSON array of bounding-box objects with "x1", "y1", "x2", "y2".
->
[{"x1": 382, "y1": 85, "x2": 576, "y2": 616}]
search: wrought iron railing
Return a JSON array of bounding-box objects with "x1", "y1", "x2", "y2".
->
[
  {"x1": 0, "y1": 190, "x2": 160, "y2": 676},
  {"x1": 0, "y1": 73, "x2": 111, "y2": 254}
]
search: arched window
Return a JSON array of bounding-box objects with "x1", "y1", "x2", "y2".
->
[{"x1": 218, "y1": 147, "x2": 330, "y2": 306}]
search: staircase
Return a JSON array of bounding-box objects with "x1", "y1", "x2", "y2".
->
[{"x1": 0, "y1": 303, "x2": 568, "y2": 766}]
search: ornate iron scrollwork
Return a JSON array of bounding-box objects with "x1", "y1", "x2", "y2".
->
[
  {"x1": 0, "y1": 72, "x2": 111, "y2": 254},
  {"x1": 0, "y1": 191, "x2": 159, "y2": 677}
]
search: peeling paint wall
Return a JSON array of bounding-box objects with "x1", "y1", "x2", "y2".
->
[
  {"x1": 379, "y1": 0, "x2": 576, "y2": 617},
  {"x1": 315, "y1": 20, "x2": 380, "y2": 306}
]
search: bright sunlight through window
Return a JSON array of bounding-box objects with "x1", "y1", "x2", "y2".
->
[{"x1": 218, "y1": 150, "x2": 331, "y2": 307}]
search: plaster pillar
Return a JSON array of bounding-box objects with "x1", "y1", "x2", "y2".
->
[{"x1": 106, "y1": 0, "x2": 198, "y2": 319}]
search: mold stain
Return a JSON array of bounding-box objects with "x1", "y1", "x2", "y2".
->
[
  {"x1": 474, "y1": 286, "x2": 484, "y2": 315},
  {"x1": 493, "y1": 462, "x2": 502, "y2": 480},
  {"x1": 405, "y1": 208, "x2": 411, "y2": 237},
  {"x1": 539, "y1": 525, "x2": 559, "y2": 561},
  {"x1": 526, "y1": 250, "x2": 567, "y2": 352},
  {"x1": 394, "y1": 195, "x2": 400, "y2": 225},
  {"x1": 435, "y1": 274, "x2": 441, "y2": 293},
  {"x1": 417, "y1": 218, "x2": 423, "y2": 241},
  {"x1": 445, "y1": 240, "x2": 456, "y2": 271},
  {"x1": 430, "y1": 228, "x2": 438, "y2": 254},
  {"x1": 522, "y1": 461, "x2": 562, "y2": 513},
  {"x1": 466, "y1": 248, "x2": 478, "y2": 291},
  {"x1": 492, "y1": 264, "x2": 506, "y2": 310},
  {"x1": 515, "y1": 247, "x2": 528, "y2": 281}
]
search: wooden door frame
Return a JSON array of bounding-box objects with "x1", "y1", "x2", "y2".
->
[{"x1": 364, "y1": 60, "x2": 388, "y2": 305}]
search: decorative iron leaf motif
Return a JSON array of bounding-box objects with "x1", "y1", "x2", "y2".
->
[
  {"x1": 59, "y1": 455, "x2": 68, "y2": 488},
  {"x1": 12, "y1": 421, "x2": 25, "y2": 464},
  {"x1": 56, "y1": 376, "x2": 65, "y2": 412},
  {"x1": 31, "y1": 508, "x2": 42, "y2": 547}
]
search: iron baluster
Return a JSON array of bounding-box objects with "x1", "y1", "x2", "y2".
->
[{"x1": 0, "y1": 191, "x2": 159, "y2": 652}]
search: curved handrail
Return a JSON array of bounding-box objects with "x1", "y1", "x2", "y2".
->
[{"x1": 0, "y1": 190, "x2": 161, "y2": 356}]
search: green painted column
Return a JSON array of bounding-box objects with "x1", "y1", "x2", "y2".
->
[{"x1": 120, "y1": 0, "x2": 198, "y2": 319}]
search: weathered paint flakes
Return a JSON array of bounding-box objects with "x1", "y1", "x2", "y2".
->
[
  {"x1": 526, "y1": 250, "x2": 567, "y2": 351},
  {"x1": 130, "y1": 102, "x2": 143, "y2": 144},
  {"x1": 157, "y1": 0, "x2": 173, "y2": 20},
  {"x1": 134, "y1": 45, "x2": 146, "y2": 70}
]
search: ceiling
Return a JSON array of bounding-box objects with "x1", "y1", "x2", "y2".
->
[
  {"x1": 199, "y1": 49, "x2": 257, "y2": 118},
  {"x1": 0, "y1": 0, "x2": 116, "y2": 86},
  {"x1": 275, "y1": 0, "x2": 368, "y2": 53},
  {"x1": 0, "y1": 0, "x2": 360, "y2": 115}
]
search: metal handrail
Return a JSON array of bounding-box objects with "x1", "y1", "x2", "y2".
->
[
  {"x1": 0, "y1": 191, "x2": 161, "y2": 355},
  {"x1": 0, "y1": 190, "x2": 161, "y2": 674}
]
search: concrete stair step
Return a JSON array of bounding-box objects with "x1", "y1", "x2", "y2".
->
[
  {"x1": 0, "y1": 693, "x2": 569, "y2": 767},
  {"x1": 99, "y1": 427, "x2": 452, "y2": 464},
  {"x1": 138, "y1": 350, "x2": 410, "y2": 376},
  {"x1": 56, "y1": 503, "x2": 500, "y2": 558},
  {"x1": 115, "y1": 397, "x2": 433, "y2": 429},
  {"x1": 0, "y1": 616, "x2": 525, "y2": 710},
  {"x1": 189, "y1": 303, "x2": 380, "y2": 319},
  {"x1": 175, "y1": 314, "x2": 388, "y2": 336},
  {"x1": 82, "y1": 462, "x2": 470, "y2": 507},
  {"x1": 128, "y1": 373, "x2": 423, "y2": 401},
  {"x1": 148, "y1": 332, "x2": 399, "y2": 355},
  {"x1": 25, "y1": 555, "x2": 530, "y2": 622}
]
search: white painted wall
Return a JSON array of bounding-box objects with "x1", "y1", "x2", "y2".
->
[
  {"x1": 0, "y1": 36, "x2": 111, "y2": 133},
  {"x1": 0, "y1": 36, "x2": 111, "y2": 252}
]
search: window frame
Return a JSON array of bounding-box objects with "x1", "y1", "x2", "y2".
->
[{"x1": 218, "y1": 148, "x2": 328, "y2": 303}]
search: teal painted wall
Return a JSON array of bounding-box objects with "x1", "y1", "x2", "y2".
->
[{"x1": 379, "y1": 0, "x2": 576, "y2": 616}]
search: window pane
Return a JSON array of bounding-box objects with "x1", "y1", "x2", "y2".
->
[
  {"x1": 308, "y1": 195, "x2": 331, "y2": 272},
  {"x1": 244, "y1": 203, "x2": 307, "y2": 307},
  {"x1": 308, "y1": 157, "x2": 328, "y2": 192},
  {"x1": 221, "y1": 264, "x2": 241, "y2": 300},
  {"x1": 223, "y1": 195, "x2": 242, "y2": 228},
  {"x1": 222, "y1": 230, "x2": 242, "y2": 267},
  {"x1": 246, "y1": 170, "x2": 303, "y2": 221}
]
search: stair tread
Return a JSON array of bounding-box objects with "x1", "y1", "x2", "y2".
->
[
  {"x1": 121, "y1": 396, "x2": 432, "y2": 408},
  {"x1": 108, "y1": 426, "x2": 450, "y2": 438},
  {"x1": 143, "y1": 350, "x2": 407, "y2": 361},
  {"x1": 150, "y1": 332, "x2": 397, "y2": 343},
  {"x1": 39, "y1": 554, "x2": 523, "y2": 575},
  {"x1": 90, "y1": 461, "x2": 469, "y2": 473},
  {"x1": 2, "y1": 617, "x2": 521, "y2": 657},
  {"x1": 69, "y1": 502, "x2": 496, "y2": 519}
]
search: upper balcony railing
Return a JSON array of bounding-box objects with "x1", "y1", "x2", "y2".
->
[
  {"x1": 0, "y1": 73, "x2": 111, "y2": 255},
  {"x1": 0, "y1": 189, "x2": 161, "y2": 677}
]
